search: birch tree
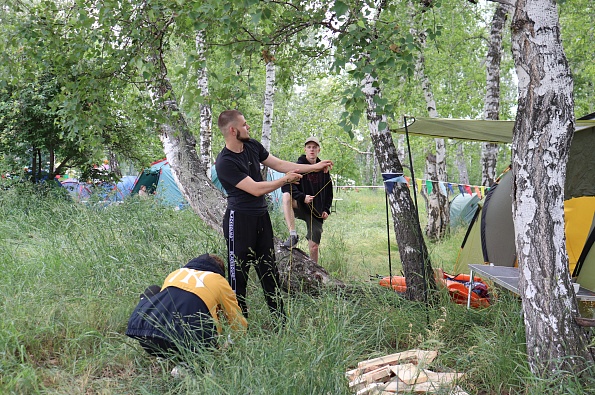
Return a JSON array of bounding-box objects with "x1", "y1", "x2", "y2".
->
[
  {"x1": 356, "y1": 1, "x2": 436, "y2": 301},
  {"x1": 481, "y1": 3, "x2": 512, "y2": 186},
  {"x1": 261, "y1": 49, "x2": 276, "y2": 153},
  {"x1": 509, "y1": 0, "x2": 595, "y2": 376},
  {"x1": 409, "y1": 1, "x2": 449, "y2": 240},
  {"x1": 142, "y1": 15, "x2": 226, "y2": 231},
  {"x1": 195, "y1": 30, "x2": 213, "y2": 168},
  {"x1": 454, "y1": 142, "x2": 470, "y2": 184}
]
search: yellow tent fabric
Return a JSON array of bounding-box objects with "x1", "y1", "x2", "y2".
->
[{"x1": 565, "y1": 197, "x2": 595, "y2": 274}]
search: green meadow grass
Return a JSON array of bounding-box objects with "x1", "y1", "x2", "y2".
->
[{"x1": 1, "y1": 183, "x2": 593, "y2": 394}]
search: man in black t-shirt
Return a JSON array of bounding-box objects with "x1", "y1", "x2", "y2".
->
[{"x1": 215, "y1": 110, "x2": 333, "y2": 319}]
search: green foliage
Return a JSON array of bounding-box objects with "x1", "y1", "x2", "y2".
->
[
  {"x1": 559, "y1": 0, "x2": 595, "y2": 117},
  {"x1": 1, "y1": 188, "x2": 594, "y2": 393}
]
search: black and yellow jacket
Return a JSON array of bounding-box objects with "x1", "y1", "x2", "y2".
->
[{"x1": 126, "y1": 254, "x2": 247, "y2": 348}]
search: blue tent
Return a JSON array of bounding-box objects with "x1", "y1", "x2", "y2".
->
[
  {"x1": 107, "y1": 175, "x2": 137, "y2": 202},
  {"x1": 132, "y1": 159, "x2": 186, "y2": 208},
  {"x1": 61, "y1": 179, "x2": 93, "y2": 202},
  {"x1": 450, "y1": 193, "x2": 480, "y2": 229}
]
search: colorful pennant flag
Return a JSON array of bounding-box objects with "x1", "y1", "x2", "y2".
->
[{"x1": 426, "y1": 180, "x2": 433, "y2": 195}]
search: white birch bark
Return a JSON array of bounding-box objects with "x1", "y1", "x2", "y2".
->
[
  {"x1": 261, "y1": 51, "x2": 275, "y2": 153},
  {"x1": 196, "y1": 30, "x2": 212, "y2": 168},
  {"x1": 397, "y1": 133, "x2": 405, "y2": 163},
  {"x1": 410, "y1": 3, "x2": 449, "y2": 240},
  {"x1": 510, "y1": 0, "x2": 594, "y2": 375},
  {"x1": 455, "y1": 142, "x2": 469, "y2": 185},
  {"x1": 482, "y1": 3, "x2": 512, "y2": 186},
  {"x1": 362, "y1": 72, "x2": 435, "y2": 301}
]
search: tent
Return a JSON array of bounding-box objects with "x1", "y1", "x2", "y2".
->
[
  {"x1": 398, "y1": 117, "x2": 595, "y2": 143},
  {"x1": 108, "y1": 175, "x2": 137, "y2": 202},
  {"x1": 453, "y1": 125, "x2": 595, "y2": 291},
  {"x1": 209, "y1": 164, "x2": 285, "y2": 208},
  {"x1": 61, "y1": 179, "x2": 93, "y2": 202},
  {"x1": 450, "y1": 193, "x2": 480, "y2": 229},
  {"x1": 132, "y1": 159, "x2": 186, "y2": 208},
  {"x1": 61, "y1": 176, "x2": 137, "y2": 203},
  {"x1": 393, "y1": 116, "x2": 595, "y2": 292}
]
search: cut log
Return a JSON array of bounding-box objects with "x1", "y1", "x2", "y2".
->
[
  {"x1": 355, "y1": 382, "x2": 384, "y2": 395},
  {"x1": 391, "y1": 363, "x2": 428, "y2": 385},
  {"x1": 349, "y1": 366, "x2": 392, "y2": 387},
  {"x1": 381, "y1": 377, "x2": 413, "y2": 393},
  {"x1": 423, "y1": 370, "x2": 465, "y2": 384},
  {"x1": 357, "y1": 349, "x2": 438, "y2": 372}
]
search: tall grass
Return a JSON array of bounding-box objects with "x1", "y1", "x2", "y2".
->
[{"x1": 1, "y1": 183, "x2": 593, "y2": 394}]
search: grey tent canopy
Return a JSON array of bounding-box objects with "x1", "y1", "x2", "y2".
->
[{"x1": 392, "y1": 117, "x2": 595, "y2": 144}]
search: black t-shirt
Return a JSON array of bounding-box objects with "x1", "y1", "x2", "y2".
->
[{"x1": 215, "y1": 139, "x2": 270, "y2": 215}]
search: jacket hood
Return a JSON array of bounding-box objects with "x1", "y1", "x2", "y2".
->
[
  {"x1": 297, "y1": 155, "x2": 320, "y2": 165},
  {"x1": 184, "y1": 254, "x2": 225, "y2": 277}
]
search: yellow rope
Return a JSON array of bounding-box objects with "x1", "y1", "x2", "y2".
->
[{"x1": 286, "y1": 165, "x2": 336, "y2": 311}]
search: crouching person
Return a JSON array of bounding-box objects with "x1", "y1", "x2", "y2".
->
[{"x1": 126, "y1": 254, "x2": 247, "y2": 358}]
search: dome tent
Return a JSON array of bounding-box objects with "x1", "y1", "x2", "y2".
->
[
  {"x1": 131, "y1": 159, "x2": 186, "y2": 208},
  {"x1": 449, "y1": 193, "x2": 480, "y2": 229},
  {"x1": 453, "y1": 121, "x2": 595, "y2": 291},
  {"x1": 398, "y1": 116, "x2": 595, "y2": 292}
]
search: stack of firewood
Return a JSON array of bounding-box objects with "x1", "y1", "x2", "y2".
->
[{"x1": 346, "y1": 349, "x2": 468, "y2": 394}]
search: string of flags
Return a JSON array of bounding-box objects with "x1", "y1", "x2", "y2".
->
[{"x1": 382, "y1": 173, "x2": 488, "y2": 199}]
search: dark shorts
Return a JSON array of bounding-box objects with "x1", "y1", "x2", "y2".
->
[{"x1": 294, "y1": 204, "x2": 323, "y2": 244}]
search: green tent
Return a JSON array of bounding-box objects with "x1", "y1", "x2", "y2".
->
[
  {"x1": 450, "y1": 193, "x2": 480, "y2": 229},
  {"x1": 392, "y1": 116, "x2": 595, "y2": 292},
  {"x1": 132, "y1": 159, "x2": 186, "y2": 208}
]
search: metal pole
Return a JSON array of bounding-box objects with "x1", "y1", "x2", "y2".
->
[
  {"x1": 404, "y1": 116, "x2": 430, "y2": 321},
  {"x1": 385, "y1": 189, "x2": 393, "y2": 289}
]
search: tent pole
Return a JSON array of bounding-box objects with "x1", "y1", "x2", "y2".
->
[
  {"x1": 385, "y1": 189, "x2": 393, "y2": 289},
  {"x1": 404, "y1": 116, "x2": 430, "y2": 322}
]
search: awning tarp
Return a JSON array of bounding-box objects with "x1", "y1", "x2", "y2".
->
[{"x1": 393, "y1": 117, "x2": 595, "y2": 143}]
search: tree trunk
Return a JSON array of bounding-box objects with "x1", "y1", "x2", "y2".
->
[
  {"x1": 397, "y1": 134, "x2": 405, "y2": 164},
  {"x1": 276, "y1": 242, "x2": 344, "y2": 294},
  {"x1": 510, "y1": 0, "x2": 595, "y2": 376},
  {"x1": 455, "y1": 142, "x2": 469, "y2": 185},
  {"x1": 480, "y1": 142, "x2": 499, "y2": 186},
  {"x1": 425, "y1": 153, "x2": 448, "y2": 239},
  {"x1": 260, "y1": 51, "x2": 275, "y2": 180},
  {"x1": 196, "y1": 30, "x2": 213, "y2": 168},
  {"x1": 482, "y1": 3, "x2": 511, "y2": 186},
  {"x1": 411, "y1": 2, "x2": 449, "y2": 240},
  {"x1": 108, "y1": 151, "x2": 122, "y2": 179},
  {"x1": 147, "y1": 46, "x2": 226, "y2": 231},
  {"x1": 362, "y1": 73, "x2": 435, "y2": 301},
  {"x1": 261, "y1": 51, "x2": 275, "y2": 153}
]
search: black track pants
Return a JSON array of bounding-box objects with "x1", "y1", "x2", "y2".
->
[{"x1": 223, "y1": 209, "x2": 285, "y2": 319}]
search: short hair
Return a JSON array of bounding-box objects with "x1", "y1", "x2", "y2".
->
[
  {"x1": 209, "y1": 254, "x2": 226, "y2": 275},
  {"x1": 217, "y1": 110, "x2": 243, "y2": 133}
]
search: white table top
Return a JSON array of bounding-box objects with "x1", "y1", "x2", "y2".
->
[{"x1": 468, "y1": 264, "x2": 595, "y2": 302}]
